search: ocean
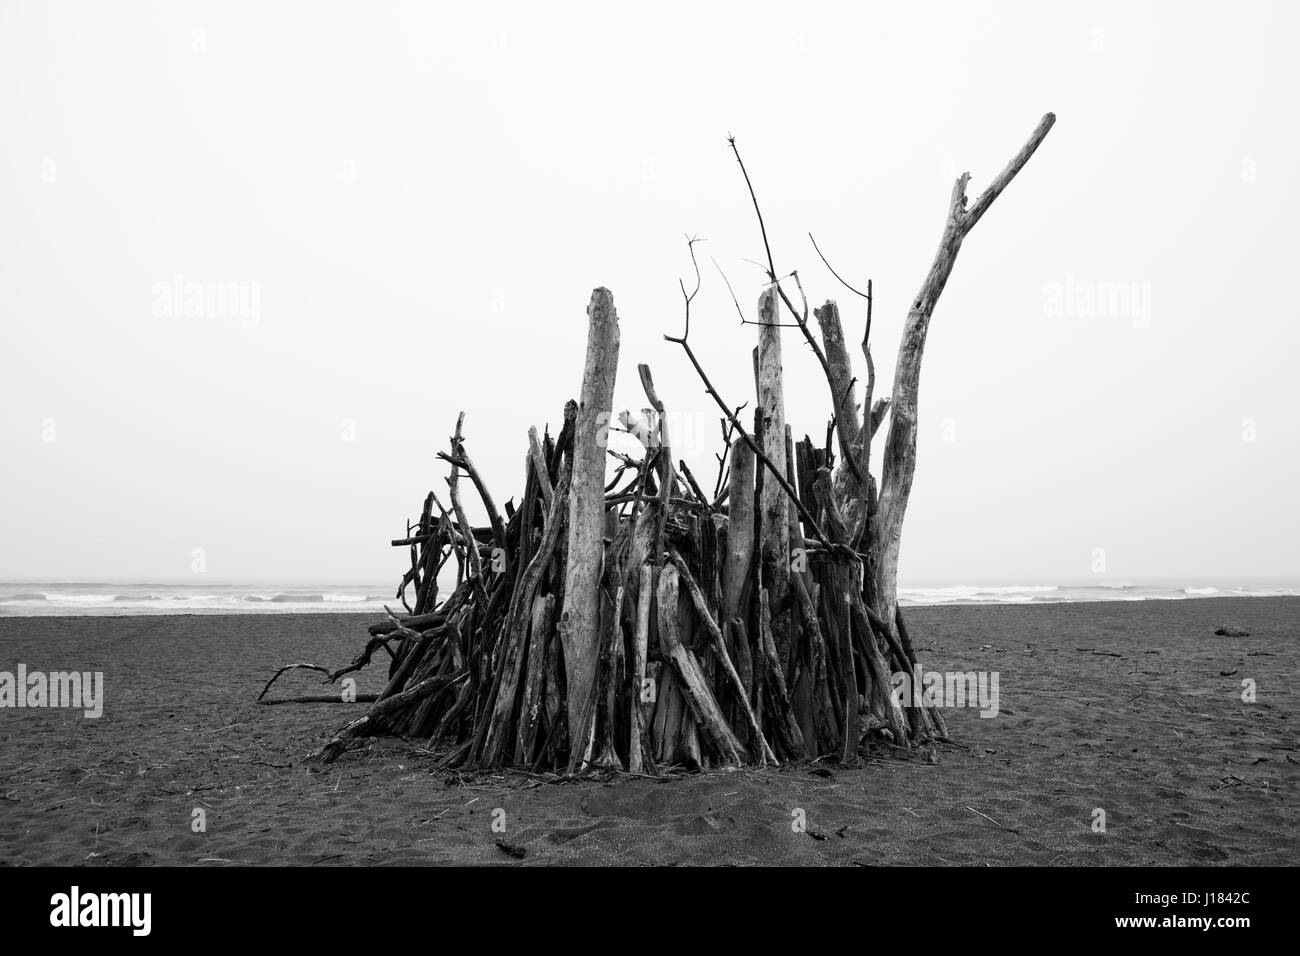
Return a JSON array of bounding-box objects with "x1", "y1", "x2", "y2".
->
[{"x1": 1, "y1": 580, "x2": 1296, "y2": 616}]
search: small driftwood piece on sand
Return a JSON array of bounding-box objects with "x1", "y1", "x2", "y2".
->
[{"x1": 258, "y1": 694, "x2": 379, "y2": 705}]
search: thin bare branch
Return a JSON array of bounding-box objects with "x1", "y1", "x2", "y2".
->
[
  {"x1": 808, "y1": 232, "x2": 871, "y2": 300},
  {"x1": 727, "y1": 135, "x2": 777, "y2": 281}
]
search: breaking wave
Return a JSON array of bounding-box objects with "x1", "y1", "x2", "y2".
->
[{"x1": 2, "y1": 581, "x2": 1295, "y2": 616}]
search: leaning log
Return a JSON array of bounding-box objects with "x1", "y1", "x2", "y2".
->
[
  {"x1": 657, "y1": 563, "x2": 745, "y2": 767},
  {"x1": 312, "y1": 674, "x2": 460, "y2": 764},
  {"x1": 668, "y1": 549, "x2": 776, "y2": 765}
]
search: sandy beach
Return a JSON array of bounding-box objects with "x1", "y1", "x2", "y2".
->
[{"x1": 0, "y1": 597, "x2": 1294, "y2": 866}]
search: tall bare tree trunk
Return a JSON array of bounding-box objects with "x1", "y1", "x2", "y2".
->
[{"x1": 876, "y1": 113, "x2": 1055, "y2": 627}]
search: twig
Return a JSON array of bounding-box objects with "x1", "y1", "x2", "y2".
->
[
  {"x1": 668, "y1": 237, "x2": 839, "y2": 551},
  {"x1": 727, "y1": 138, "x2": 863, "y2": 484},
  {"x1": 808, "y1": 232, "x2": 871, "y2": 300},
  {"x1": 965, "y1": 805, "x2": 1021, "y2": 833}
]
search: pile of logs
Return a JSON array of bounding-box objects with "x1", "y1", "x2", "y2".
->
[{"x1": 265, "y1": 113, "x2": 1055, "y2": 772}]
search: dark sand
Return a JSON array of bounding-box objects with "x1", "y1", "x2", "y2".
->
[{"x1": 0, "y1": 598, "x2": 1295, "y2": 866}]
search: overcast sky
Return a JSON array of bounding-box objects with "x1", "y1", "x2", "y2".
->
[{"x1": 2, "y1": 0, "x2": 1296, "y2": 585}]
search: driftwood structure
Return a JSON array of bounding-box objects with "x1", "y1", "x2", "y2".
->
[{"x1": 264, "y1": 113, "x2": 1055, "y2": 772}]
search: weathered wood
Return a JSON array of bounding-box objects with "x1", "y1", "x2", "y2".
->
[
  {"x1": 411, "y1": 493, "x2": 438, "y2": 614},
  {"x1": 699, "y1": 512, "x2": 720, "y2": 616},
  {"x1": 550, "y1": 399, "x2": 577, "y2": 481},
  {"x1": 588, "y1": 578, "x2": 625, "y2": 769},
  {"x1": 869, "y1": 398, "x2": 890, "y2": 440},
  {"x1": 257, "y1": 694, "x2": 379, "y2": 705},
  {"x1": 679, "y1": 707, "x2": 702, "y2": 769},
  {"x1": 479, "y1": 462, "x2": 571, "y2": 767},
  {"x1": 814, "y1": 298, "x2": 868, "y2": 502},
  {"x1": 637, "y1": 364, "x2": 673, "y2": 567},
  {"x1": 815, "y1": 298, "x2": 876, "y2": 545},
  {"x1": 437, "y1": 443, "x2": 507, "y2": 555},
  {"x1": 656, "y1": 563, "x2": 744, "y2": 767},
  {"x1": 366, "y1": 610, "x2": 445, "y2": 636},
  {"x1": 652, "y1": 664, "x2": 681, "y2": 764},
  {"x1": 542, "y1": 612, "x2": 566, "y2": 759},
  {"x1": 401, "y1": 631, "x2": 459, "y2": 735},
  {"x1": 790, "y1": 571, "x2": 839, "y2": 755},
  {"x1": 834, "y1": 586, "x2": 860, "y2": 760},
  {"x1": 897, "y1": 606, "x2": 947, "y2": 738},
  {"x1": 377, "y1": 625, "x2": 443, "y2": 701},
  {"x1": 847, "y1": 587, "x2": 910, "y2": 747},
  {"x1": 757, "y1": 587, "x2": 805, "y2": 760},
  {"x1": 628, "y1": 562, "x2": 654, "y2": 773},
  {"x1": 446, "y1": 413, "x2": 488, "y2": 609},
  {"x1": 877, "y1": 113, "x2": 1055, "y2": 626},
  {"x1": 784, "y1": 423, "x2": 814, "y2": 742},
  {"x1": 755, "y1": 287, "x2": 791, "y2": 667},
  {"x1": 668, "y1": 549, "x2": 777, "y2": 765},
  {"x1": 527, "y1": 426, "x2": 554, "y2": 510},
  {"x1": 558, "y1": 288, "x2": 621, "y2": 738},
  {"x1": 726, "y1": 618, "x2": 754, "y2": 707},
  {"x1": 812, "y1": 462, "x2": 910, "y2": 749},
  {"x1": 516, "y1": 448, "x2": 539, "y2": 574},
  {"x1": 312, "y1": 673, "x2": 461, "y2": 764},
  {"x1": 516, "y1": 592, "x2": 555, "y2": 764},
  {"x1": 721, "y1": 438, "x2": 755, "y2": 626}
]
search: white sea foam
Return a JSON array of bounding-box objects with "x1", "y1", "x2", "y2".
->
[
  {"x1": 1, "y1": 581, "x2": 1295, "y2": 616},
  {"x1": 0, "y1": 584, "x2": 392, "y2": 616},
  {"x1": 897, "y1": 583, "x2": 1299, "y2": 607}
]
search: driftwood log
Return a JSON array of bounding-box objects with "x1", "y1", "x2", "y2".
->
[{"x1": 560, "y1": 287, "x2": 621, "y2": 751}]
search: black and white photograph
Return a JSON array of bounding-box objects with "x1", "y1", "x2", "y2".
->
[{"x1": 0, "y1": 0, "x2": 1292, "y2": 934}]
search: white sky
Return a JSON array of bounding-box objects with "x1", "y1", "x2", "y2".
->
[{"x1": 2, "y1": 0, "x2": 1297, "y2": 584}]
